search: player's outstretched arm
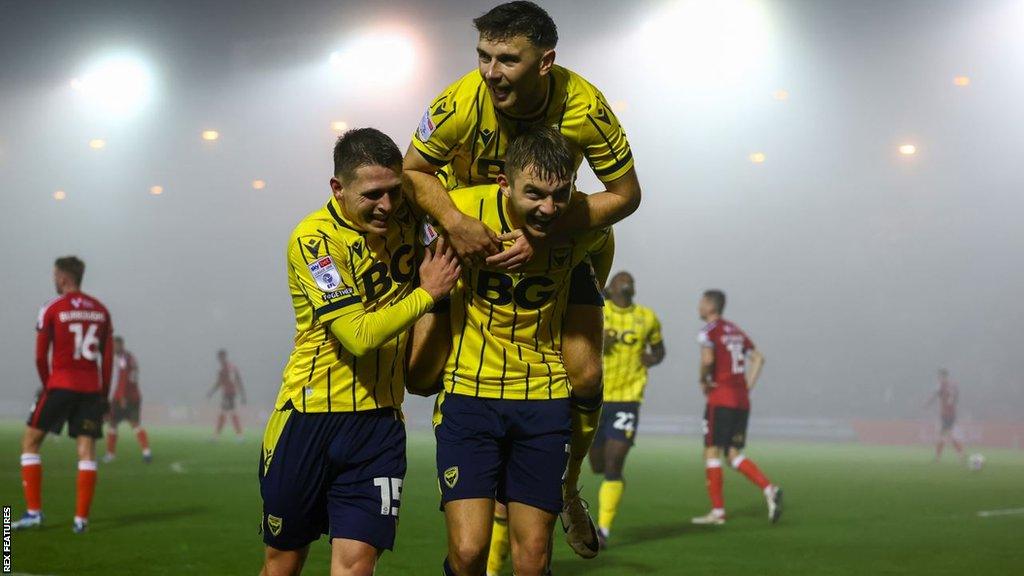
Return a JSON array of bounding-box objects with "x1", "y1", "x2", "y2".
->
[
  {"x1": 329, "y1": 237, "x2": 460, "y2": 358},
  {"x1": 746, "y1": 349, "x2": 766, "y2": 390},
  {"x1": 403, "y1": 146, "x2": 499, "y2": 262}
]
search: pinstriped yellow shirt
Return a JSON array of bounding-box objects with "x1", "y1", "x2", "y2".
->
[
  {"x1": 602, "y1": 302, "x2": 662, "y2": 403},
  {"x1": 441, "y1": 185, "x2": 613, "y2": 400}
]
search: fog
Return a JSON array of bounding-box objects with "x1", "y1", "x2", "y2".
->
[{"x1": 1, "y1": 0, "x2": 1022, "y2": 426}]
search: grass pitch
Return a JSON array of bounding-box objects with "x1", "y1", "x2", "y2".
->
[{"x1": 3, "y1": 421, "x2": 1022, "y2": 575}]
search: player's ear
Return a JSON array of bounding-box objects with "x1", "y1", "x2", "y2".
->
[
  {"x1": 330, "y1": 177, "x2": 344, "y2": 200},
  {"x1": 496, "y1": 173, "x2": 511, "y2": 198},
  {"x1": 538, "y1": 49, "x2": 555, "y2": 75}
]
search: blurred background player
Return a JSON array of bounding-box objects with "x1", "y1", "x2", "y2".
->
[
  {"x1": 691, "y1": 289, "x2": 781, "y2": 526},
  {"x1": 207, "y1": 349, "x2": 246, "y2": 441},
  {"x1": 103, "y1": 336, "x2": 152, "y2": 463},
  {"x1": 588, "y1": 271, "x2": 665, "y2": 548},
  {"x1": 14, "y1": 256, "x2": 113, "y2": 534},
  {"x1": 404, "y1": 1, "x2": 639, "y2": 562},
  {"x1": 927, "y1": 368, "x2": 965, "y2": 462}
]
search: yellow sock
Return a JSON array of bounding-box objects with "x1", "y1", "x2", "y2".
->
[
  {"x1": 565, "y1": 396, "x2": 602, "y2": 499},
  {"x1": 486, "y1": 516, "x2": 510, "y2": 575},
  {"x1": 598, "y1": 479, "x2": 625, "y2": 533}
]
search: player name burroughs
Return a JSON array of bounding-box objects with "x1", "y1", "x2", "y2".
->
[{"x1": 57, "y1": 310, "x2": 107, "y2": 322}]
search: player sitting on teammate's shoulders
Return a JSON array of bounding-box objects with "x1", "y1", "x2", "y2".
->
[
  {"x1": 402, "y1": 1, "x2": 639, "y2": 564},
  {"x1": 691, "y1": 290, "x2": 781, "y2": 526},
  {"x1": 407, "y1": 125, "x2": 612, "y2": 576}
]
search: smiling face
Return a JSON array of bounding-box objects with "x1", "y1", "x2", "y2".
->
[
  {"x1": 498, "y1": 164, "x2": 572, "y2": 240},
  {"x1": 476, "y1": 34, "x2": 553, "y2": 114},
  {"x1": 332, "y1": 164, "x2": 403, "y2": 235}
]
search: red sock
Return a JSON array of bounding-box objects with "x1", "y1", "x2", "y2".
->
[
  {"x1": 231, "y1": 413, "x2": 242, "y2": 434},
  {"x1": 705, "y1": 459, "x2": 724, "y2": 510},
  {"x1": 21, "y1": 454, "x2": 42, "y2": 513},
  {"x1": 733, "y1": 456, "x2": 771, "y2": 490},
  {"x1": 215, "y1": 413, "x2": 226, "y2": 434},
  {"x1": 106, "y1": 431, "x2": 118, "y2": 455},
  {"x1": 135, "y1": 428, "x2": 150, "y2": 450},
  {"x1": 76, "y1": 460, "x2": 98, "y2": 520}
]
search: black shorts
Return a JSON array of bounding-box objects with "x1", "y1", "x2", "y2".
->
[
  {"x1": 703, "y1": 405, "x2": 749, "y2": 449},
  {"x1": 941, "y1": 415, "x2": 956, "y2": 432},
  {"x1": 111, "y1": 400, "x2": 141, "y2": 425},
  {"x1": 27, "y1": 388, "x2": 105, "y2": 439},
  {"x1": 595, "y1": 402, "x2": 641, "y2": 446},
  {"x1": 222, "y1": 394, "x2": 237, "y2": 411},
  {"x1": 259, "y1": 407, "x2": 406, "y2": 551},
  {"x1": 434, "y1": 392, "x2": 571, "y2": 515}
]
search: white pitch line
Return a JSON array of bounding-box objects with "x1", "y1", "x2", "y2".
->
[{"x1": 977, "y1": 507, "x2": 1024, "y2": 518}]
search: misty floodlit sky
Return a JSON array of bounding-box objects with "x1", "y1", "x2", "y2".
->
[{"x1": 1, "y1": 0, "x2": 1022, "y2": 422}]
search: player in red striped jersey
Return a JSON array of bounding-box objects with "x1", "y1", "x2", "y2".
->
[
  {"x1": 927, "y1": 368, "x2": 965, "y2": 462},
  {"x1": 102, "y1": 336, "x2": 152, "y2": 463},
  {"x1": 691, "y1": 290, "x2": 782, "y2": 526},
  {"x1": 207, "y1": 349, "x2": 246, "y2": 441},
  {"x1": 14, "y1": 256, "x2": 113, "y2": 534}
]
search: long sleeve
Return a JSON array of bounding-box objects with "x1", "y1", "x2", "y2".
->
[{"x1": 329, "y1": 287, "x2": 435, "y2": 357}]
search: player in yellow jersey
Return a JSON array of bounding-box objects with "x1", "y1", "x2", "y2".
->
[
  {"x1": 588, "y1": 272, "x2": 665, "y2": 548},
  {"x1": 402, "y1": 2, "x2": 636, "y2": 562},
  {"x1": 258, "y1": 128, "x2": 460, "y2": 576},
  {"x1": 406, "y1": 126, "x2": 611, "y2": 576}
]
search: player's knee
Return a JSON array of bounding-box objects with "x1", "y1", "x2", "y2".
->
[
  {"x1": 727, "y1": 448, "x2": 743, "y2": 466},
  {"x1": 510, "y1": 534, "x2": 551, "y2": 576},
  {"x1": 570, "y1": 364, "x2": 602, "y2": 398},
  {"x1": 448, "y1": 537, "x2": 488, "y2": 575},
  {"x1": 588, "y1": 456, "x2": 605, "y2": 475},
  {"x1": 330, "y1": 552, "x2": 376, "y2": 576}
]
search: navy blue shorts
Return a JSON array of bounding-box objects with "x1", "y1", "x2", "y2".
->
[
  {"x1": 595, "y1": 402, "x2": 641, "y2": 446},
  {"x1": 259, "y1": 407, "x2": 406, "y2": 551},
  {"x1": 434, "y1": 392, "x2": 571, "y2": 515}
]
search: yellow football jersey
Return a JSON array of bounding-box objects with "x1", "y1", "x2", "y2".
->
[
  {"x1": 413, "y1": 65, "x2": 633, "y2": 188},
  {"x1": 276, "y1": 197, "x2": 423, "y2": 412},
  {"x1": 440, "y1": 185, "x2": 613, "y2": 400},
  {"x1": 602, "y1": 302, "x2": 663, "y2": 403}
]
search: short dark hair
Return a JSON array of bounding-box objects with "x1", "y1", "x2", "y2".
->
[
  {"x1": 332, "y1": 128, "x2": 402, "y2": 182},
  {"x1": 55, "y1": 256, "x2": 85, "y2": 286},
  {"x1": 114, "y1": 335, "x2": 124, "y2": 344},
  {"x1": 473, "y1": 1, "x2": 558, "y2": 49},
  {"x1": 504, "y1": 125, "x2": 574, "y2": 184},
  {"x1": 703, "y1": 289, "x2": 726, "y2": 313}
]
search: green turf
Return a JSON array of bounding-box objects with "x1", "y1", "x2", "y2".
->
[{"x1": 3, "y1": 421, "x2": 1022, "y2": 575}]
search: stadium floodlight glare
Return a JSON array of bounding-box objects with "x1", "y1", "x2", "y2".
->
[
  {"x1": 201, "y1": 130, "x2": 220, "y2": 142},
  {"x1": 70, "y1": 53, "x2": 155, "y2": 119},
  {"x1": 953, "y1": 76, "x2": 970, "y2": 87},
  {"x1": 899, "y1": 144, "x2": 917, "y2": 155},
  {"x1": 329, "y1": 29, "x2": 417, "y2": 89},
  {"x1": 772, "y1": 89, "x2": 790, "y2": 101},
  {"x1": 633, "y1": 0, "x2": 774, "y2": 87},
  {"x1": 149, "y1": 185, "x2": 164, "y2": 196},
  {"x1": 331, "y1": 120, "x2": 349, "y2": 132},
  {"x1": 749, "y1": 152, "x2": 766, "y2": 163},
  {"x1": 252, "y1": 179, "x2": 267, "y2": 190},
  {"x1": 53, "y1": 190, "x2": 67, "y2": 201},
  {"x1": 88, "y1": 138, "x2": 106, "y2": 150}
]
